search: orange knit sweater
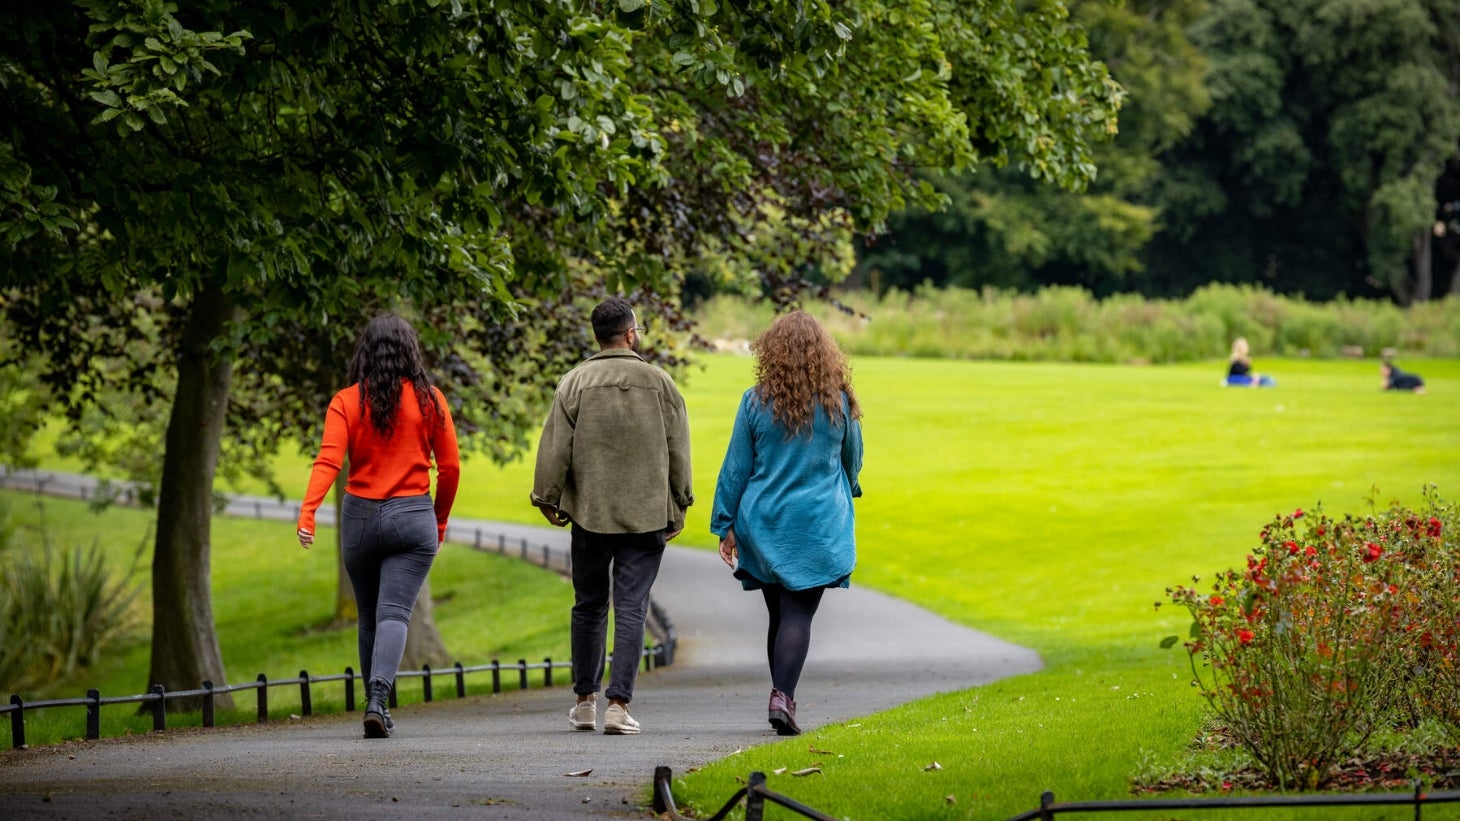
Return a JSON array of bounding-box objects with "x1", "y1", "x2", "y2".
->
[{"x1": 297, "y1": 381, "x2": 460, "y2": 542}]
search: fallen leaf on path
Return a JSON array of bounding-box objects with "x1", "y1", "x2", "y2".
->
[
  {"x1": 808, "y1": 746, "x2": 835, "y2": 755},
  {"x1": 563, "y1": 769, "x2": 592, "y2": 777},
  {"x1": 790, "y1": 767, "x2": 822, "y2": 777},
  {"x1": 772, "y1": 767, "x2": 787, "y2": 775},
  {"x1": 946, "y1": 795, "x2": 957, "y2": 804},
  {"x1": 923, "y1": 762, "x2": 942, "y2": 771}
]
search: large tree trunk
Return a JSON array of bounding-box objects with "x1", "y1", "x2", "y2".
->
[
  {"x1": 401, "y1": 578, "x2": 451, "y2": 671},
  {"x1": 332, "y1": 469, "x2": 356, "y2": 625},
  {"x1": 147, "y1": 280, "x2": 240, "y2": 712},
  {"x1": 1412, "y1": 229, "x2": 1434, "y2": 303}
]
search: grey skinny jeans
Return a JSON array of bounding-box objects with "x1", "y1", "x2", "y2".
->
[
  {"x1": 341, "y1": 492, "x2": 438, "y2": 688},
  {"x1": 569, "y1": 526, "x2": 666, "y2": 703}
]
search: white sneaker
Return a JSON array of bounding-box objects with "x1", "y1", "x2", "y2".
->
[
  {"x1": 568, "y1": 697, "x2": 596, "y2": 731},
  {"x1": 602, "y1": 702, "x2": 640, "y2": 735}
]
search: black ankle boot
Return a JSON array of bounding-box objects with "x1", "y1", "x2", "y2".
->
[{"x1": 363, "y1": 678, "x2": 392, "y2": 738}]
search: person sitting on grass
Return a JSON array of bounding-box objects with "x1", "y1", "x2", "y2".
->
[
  {"x1": 1381, "y1": 359, "x2": 1426, "y2": 393},
  {"x1": 1226, "y1": 337, "x2": 1275, "y2": 387}
]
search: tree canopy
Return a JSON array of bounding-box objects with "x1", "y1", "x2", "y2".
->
[
  {"x1": 855, "y1": 0, "x2": 1460, "y2": 303},
  {"x1": 0, "y1": 0, "x2": 1119, "y2": 703}
]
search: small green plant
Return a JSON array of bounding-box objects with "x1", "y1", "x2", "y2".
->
[{"x1": 0, "y1": 519, "x2": 144, "y2": 695}]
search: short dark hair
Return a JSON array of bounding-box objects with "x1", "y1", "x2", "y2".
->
[{"x1": 591, "y1": 297, "x2": 635, "y2": 343}]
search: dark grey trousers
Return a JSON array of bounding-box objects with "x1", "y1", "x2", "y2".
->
[
  {"x1": 341, "y1": 492, "x2": 438, "y2": 688},
  {"x1": 569, "y1": 526, "x2": 666, "y2": 703}
]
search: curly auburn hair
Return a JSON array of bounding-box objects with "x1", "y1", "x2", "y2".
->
[
  {"x1": 347, "y1": 314, "x2": 443, "y2": 437},
  {"x1": 751, "y1": 310, "x2": 861, "y2": 436}
]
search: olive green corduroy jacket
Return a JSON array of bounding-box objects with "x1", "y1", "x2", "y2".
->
[{"x1": 530, "y1": 348, "x2": 694, "y2": 534}]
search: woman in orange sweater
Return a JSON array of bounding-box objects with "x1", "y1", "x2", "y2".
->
[{"x1": 296, "y1": 314, "x2": 460, "y2": 739}]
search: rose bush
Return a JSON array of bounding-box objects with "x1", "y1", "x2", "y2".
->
[{"x1": 1163, "y1": 489, "x2": 1459, "y2": 790}]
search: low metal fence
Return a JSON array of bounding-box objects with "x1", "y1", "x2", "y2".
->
[
  {"x1": 1006, "y1": 786, "x2": 1460, "y2": 819},
  {"x1": 652, "y1": 766, "x2": 1460, "y2": 821},
  {"x1": 3, "y1": 648, "x2": 669, "y2": 750},
  {"x1": 653, "y1": 766, "x2": 838, "y2": 821}
]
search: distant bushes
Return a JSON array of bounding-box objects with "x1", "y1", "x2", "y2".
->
[{"x1": 690, "y1": 283, "x2": 1460, "y2": 362}]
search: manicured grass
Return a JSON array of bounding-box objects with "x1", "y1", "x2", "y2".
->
[
  {"x1": 0, "y1": 492, "x2": 575, "y2": 746},
  {"x1": 659, "y1": 355, "x2": 1460, "y2": 820}
]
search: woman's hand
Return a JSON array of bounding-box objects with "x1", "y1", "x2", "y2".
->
[
  {"x1": 718, "y1": 528, "x2": 738, "y2": 569},
  {"x1": 297, "y1": 528, "x2": 314, "y2": 549}
]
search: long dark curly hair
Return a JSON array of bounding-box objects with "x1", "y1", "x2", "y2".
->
[
  {"x1": 751, "y1": 310, "x2": 861, "y2": 436},
  {"x1": 347, "y1": 314, "x2": 442, "y2": 437}
]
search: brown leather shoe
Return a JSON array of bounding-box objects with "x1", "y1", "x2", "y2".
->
[{"x1": 768, "y1": 688, "x2": 801, "y2": 736}]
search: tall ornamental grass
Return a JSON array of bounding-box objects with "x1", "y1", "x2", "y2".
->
[
  {"x1": 0, "y1": 530, "x2": 143, "y2": 694},
  {"x1": 1165, "y1": 488, "x2": 1460, "y2": 789},
  {"x1": 694, "y1": 283, "x2": 1460, "y2": 362}
]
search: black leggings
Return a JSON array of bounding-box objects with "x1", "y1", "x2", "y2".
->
[{"x1": 761, "y1": 584, "x2": 825, "y2": 699}]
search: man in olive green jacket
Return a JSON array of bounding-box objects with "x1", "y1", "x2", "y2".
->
[{"x1": 530, "y1": 296, "x2": 693, "y2": 735}]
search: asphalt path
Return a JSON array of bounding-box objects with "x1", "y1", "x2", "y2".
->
[{"x1": 0, "y1": 471, "x2": 1042, "y2": 819}]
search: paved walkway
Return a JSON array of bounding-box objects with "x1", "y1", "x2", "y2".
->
[{"x1": 0, "y1": 470, "x2": 1042, "y2": 819}]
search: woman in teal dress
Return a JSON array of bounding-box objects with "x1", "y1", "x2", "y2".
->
[{"x1": 712, "y1": 310, "x2": 863, "y2": 736}]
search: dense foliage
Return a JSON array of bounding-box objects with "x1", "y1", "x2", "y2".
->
[{"x1": 856, "y1": 0, "x2": 1460, "y2": 304}]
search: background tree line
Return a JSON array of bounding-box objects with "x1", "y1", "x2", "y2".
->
[{"x1": 852, "y1": 0, "x2": 1460, "y2": 305}]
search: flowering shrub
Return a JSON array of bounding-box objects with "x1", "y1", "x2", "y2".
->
[
  {"x1": 1383, "y1": 490, "x2": 1460, "y2": 738},
  {"x1": 1161, "y1": 493, "x2": 1460, "y2": 790}
]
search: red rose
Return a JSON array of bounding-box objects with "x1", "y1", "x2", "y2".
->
[
  {"x1": 1293, "y1": 508, "x2": 1305, "y2": 519},
  {"x1": 1430, "y1": 518, "x2": 1443, "y2": 537},
  {"x1": 1284, "y1": 540, "x2": 1299, "y2": 555},
  {"x1": 1363, "y1": 542, "x2": 1383, "y2": 562},
  {"x1": 1304, "y1": 545, "x2": 1317, "y2": 557},
  {"x1": 1210, "y1": 595, "x2": 1225, "y2": 606},
  {"x1": 1238, "y1": 629, "x2": 1255, "y2": 645}
]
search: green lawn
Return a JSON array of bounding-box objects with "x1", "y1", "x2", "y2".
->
[
  {"x1": 10, "y1": 353, "x2": 1460, "y2": 819},
  {"x1": 663, "y1": 355, "x2": 1460, "y2": 820}
]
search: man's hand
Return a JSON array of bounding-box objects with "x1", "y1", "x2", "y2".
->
[
  {"x1": 536, "y1": 504, "x2": 570, "y2": 527},
  {"x1": 718, "y1": 528, "x2": 737, "y2": 569}
]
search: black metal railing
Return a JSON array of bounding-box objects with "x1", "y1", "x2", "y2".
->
[
  {"x1": 653, "y1": 766, "x2": 839, "y2": 821},
  {"x1": 653, "y1": 767, "x2": 1460, "y2": 821},
  {"x1": 3, "y1": 647, "x2": 670, "y2": 750},
  {"x1": 1005, "y1": 786, "x2": 1460, "y2": 819}
]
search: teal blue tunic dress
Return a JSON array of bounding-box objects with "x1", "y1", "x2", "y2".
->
[{"x1": 710, "y1": 389, "x2": 863, "y2": 591}]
